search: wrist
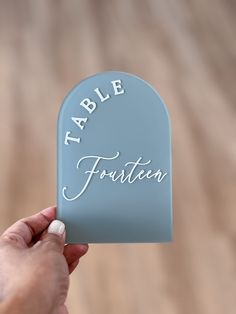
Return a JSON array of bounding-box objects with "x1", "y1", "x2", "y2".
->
[
  {"x1": 0, "y1": 296, "x2": 27, "y2": 314},
  {"x1": 0, "y1": 292, "x2": 50, "y2": 314},
  {"x1": 0, "y1": 295, "x2": 33, "y2": 314}
]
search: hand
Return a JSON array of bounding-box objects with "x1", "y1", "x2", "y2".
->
[{"x1": 0, "y1": 206, "x2": 88, "y2": 314}]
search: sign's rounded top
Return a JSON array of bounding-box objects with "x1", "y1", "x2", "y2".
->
[{"x1": 58, "y1": 71, "x2": 171, "y2": 129}]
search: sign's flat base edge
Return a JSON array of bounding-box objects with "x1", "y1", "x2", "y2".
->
[{"x1": 65, "y1": 237, "x2": 173, "y2": 244}]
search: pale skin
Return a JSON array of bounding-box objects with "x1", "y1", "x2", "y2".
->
[{"x1": 0, "y1": 206, "x2": 89, "y2": 314}]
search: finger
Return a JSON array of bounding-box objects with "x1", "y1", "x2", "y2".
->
[
  {"x1": 68, "y1": 259, "x2": 79, "y2": 274},
  {"x1": 1, "y1": 206, "x2": 56, "y2": 247},
  {"x1": 57, "y1": 304, "x2": 69, "y2": 314},
  {"x1": 52, "y1": 304, "x2": 69, "y2": 314},
  {"x1": 39, "y1": 220, "x2": 65, "y2": 253},
  {"x1": 63, "y1": 244, "x2": 89, "y2": 274}
]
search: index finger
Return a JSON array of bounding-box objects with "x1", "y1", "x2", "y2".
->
[{"x1": 1, "y1": 206, "x2": 56, "y2": 247}]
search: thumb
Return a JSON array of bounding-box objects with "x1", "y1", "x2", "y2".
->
[{"x1": 40, "y1": 220, "x2": 65, "y2": 253}]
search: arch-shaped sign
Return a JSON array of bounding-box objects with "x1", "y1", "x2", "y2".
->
[{"x1": 57, "y1": 71, "x2": 172, "y2": 243}]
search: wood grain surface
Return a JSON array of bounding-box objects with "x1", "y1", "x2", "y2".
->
[{"x1": 0, "y1": 1, "x2": 235, "y2": 313}]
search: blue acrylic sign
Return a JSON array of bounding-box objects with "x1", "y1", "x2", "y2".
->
[{"x1": 57, "y1": 71, "x2": 172, "y2": 243}]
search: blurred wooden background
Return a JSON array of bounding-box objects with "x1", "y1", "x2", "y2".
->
[{"x1": 0, "y1": 1, "x2": 236, "y2": 313}]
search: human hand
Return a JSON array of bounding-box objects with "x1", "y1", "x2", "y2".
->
[{"x1": 0, "y1": 206, "x2": 88, "y2": 314}]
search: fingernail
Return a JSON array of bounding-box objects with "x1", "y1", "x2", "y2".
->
[
  {"x1": 48, "y1": 220, "x2": 65, "y2": 236},
  {"x1": 80, "y1": 244, "x2": 89, "y2": 252}
]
